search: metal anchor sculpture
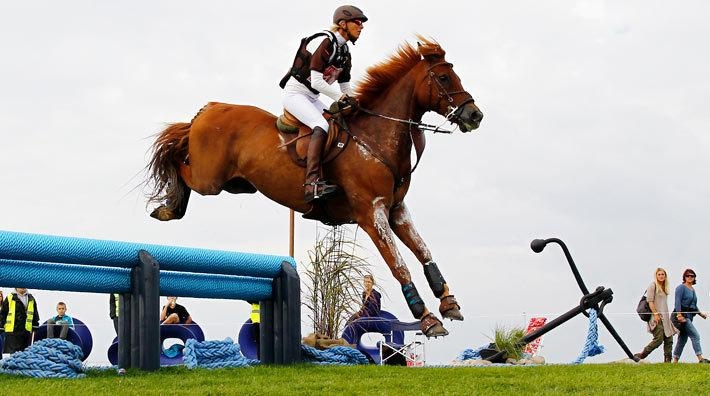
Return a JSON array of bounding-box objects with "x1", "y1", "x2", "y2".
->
[{"x1": 482, "y1": 238, "x2": 637, "y2": 363}]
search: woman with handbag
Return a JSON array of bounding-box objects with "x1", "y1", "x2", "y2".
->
[
  {"x1": 672, "y1": 268, "x2": 710, "y2": 363},
  {"x1": 634, "y1": 268, "x2": 676, "y2": 362}
]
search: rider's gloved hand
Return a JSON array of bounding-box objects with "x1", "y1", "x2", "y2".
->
[{"x1": 338, "y1": 95, "x2": 359, "y2": 112}]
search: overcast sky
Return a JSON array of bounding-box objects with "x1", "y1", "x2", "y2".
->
[{"x1": 1, "y1": 1, "x2": 709, "y2": 365}]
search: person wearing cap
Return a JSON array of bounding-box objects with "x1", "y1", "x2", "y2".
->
[
  {"x1": 634, "y1": 268, "x2": 676, "y2": 362},
  {"x1": 280, "y1": 5, "x2": 367, "y2": 203},
  {"x1": 672, "y1": 268, "x2": 709, "y2": 363}
]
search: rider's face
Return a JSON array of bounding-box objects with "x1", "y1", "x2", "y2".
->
[{"x1": 344, "y1": 19, "x2": 364, "y2": 42}]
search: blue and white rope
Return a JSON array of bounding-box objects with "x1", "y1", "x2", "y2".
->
[
  {"x1": 0, "y1": 338, "x2": 85, "y2": 378},
  {"x1": 300, "y1": 344, "x2": 369, "y2": 365},
  {"x1": 183, "y1": 338, "x2": 259, "y2": 369},
  {"x1": 573, "y1": 309, "x2": 605, "y2": 364}
]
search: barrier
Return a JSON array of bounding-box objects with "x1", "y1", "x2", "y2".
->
[{"x1": 0, "y1": 230, "x2": 301, "y2": 369}]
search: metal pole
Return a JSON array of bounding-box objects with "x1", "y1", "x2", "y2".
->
[{"x1": 289, "y1": 209, "x2": 295, "y2": 258}]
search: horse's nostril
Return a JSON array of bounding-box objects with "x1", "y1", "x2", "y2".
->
[{"x1": 473, "y1": 111, "x2": 483, "y2": 122}]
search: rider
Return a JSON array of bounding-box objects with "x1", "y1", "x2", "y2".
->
[{"x1": 280, "y1": 5, "x2": 367, "y2": 203}]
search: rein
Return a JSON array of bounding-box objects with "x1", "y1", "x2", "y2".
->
[{"x1": 358, "y1": 107, "x2": 453, "y2": 134}]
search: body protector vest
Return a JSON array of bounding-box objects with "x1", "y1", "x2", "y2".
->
[
  {"x1": 279, "y1": 31, "x2": 351, "y2": 95},
  {"x1": 4, "y1": 295, "x2": 35, "y2": 332}
]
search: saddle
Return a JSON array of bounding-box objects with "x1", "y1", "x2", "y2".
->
[
  {"x1": 275, "y1": 110, "x2": 350, "y2": 167},
  {"x1": 275, "y1": 109, "x2": 352, "y2": 225}
]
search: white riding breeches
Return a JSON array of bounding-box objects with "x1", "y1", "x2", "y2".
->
[{"x1": 282, "y1": 92, "x2": 329, "y2": 131}]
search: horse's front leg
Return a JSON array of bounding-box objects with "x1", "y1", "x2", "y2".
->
[
  {"x1": 390, "y1": 202, "x2": 463, "y2": 321},
  {"x1": 358, "y1": 197, "x2": 448, "y2": 337}
]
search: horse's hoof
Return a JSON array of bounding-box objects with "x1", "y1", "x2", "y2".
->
[
  {"x1": 421, "y1": 314, "x2": 449, "y2": 338},
  {"x1": 150, "y1": 206, "x2": 176, "y2": 221},
  {"x1": 440, "y1": 295, "x2": 464, "y2": 321}
]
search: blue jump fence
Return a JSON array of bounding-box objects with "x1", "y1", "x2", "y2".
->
[{"x1": 0, "y1": 230, "x2": 301, "y2": 369}]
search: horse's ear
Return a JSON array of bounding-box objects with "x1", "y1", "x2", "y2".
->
[{"x1": 418, "y1": 42, "x2": 446, "y2": 60}]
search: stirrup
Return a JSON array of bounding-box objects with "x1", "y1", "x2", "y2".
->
[{"x1": 305, "y1": 180, "x2": 338, "y2": 203}]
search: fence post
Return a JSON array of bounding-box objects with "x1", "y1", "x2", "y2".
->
[
  {"x1": 259, "y1": 300, "x2": 274, "y2": 364},
  {"x1": 117, "y1": 293, "x2": 131, "y2": 368},
  {"x1": 130, "y1": 265, "x2": 142, "y2": 369},
  {"x1": 279, "y1": 261, "x2": 301, "y2": 364},
  {"x1": 139, "y1": 250, "x2": 160, "y2": 371}
]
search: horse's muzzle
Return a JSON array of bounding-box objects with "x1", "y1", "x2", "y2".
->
[{"x1": 456, "y1": 104, "x2": 483, "y2": 132}]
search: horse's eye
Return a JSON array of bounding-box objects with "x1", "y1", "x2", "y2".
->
[{"x1": 438, "y1": 74, "x2": 450, "y2": 84}]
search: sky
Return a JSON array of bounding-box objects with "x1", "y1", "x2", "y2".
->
[{"x1": 1, "y1": 1, "x2": 710, "y2": 365}]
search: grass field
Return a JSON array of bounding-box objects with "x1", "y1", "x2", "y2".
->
[{"x1": 2, "y1": 363, "x2": 710, "y2": 395}]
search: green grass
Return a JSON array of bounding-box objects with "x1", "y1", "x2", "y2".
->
[
  {"x1": 2, "y1": 363, "x2": 709, "y2": 395},
  {"x1": 493, "y1": 325, "x2": 526, "y2": 360}
]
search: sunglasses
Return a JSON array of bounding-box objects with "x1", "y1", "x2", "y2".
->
[
  {"x1": 348, "y1": 19, "x2": 364, "y2": 26},
  {"x1": 686, "y1": 274, "x2": 696, "y2": 278}
]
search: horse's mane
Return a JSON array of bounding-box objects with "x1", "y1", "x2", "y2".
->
[{"x1": 355, "y1": 36, "x2": 443, "y2": 109}]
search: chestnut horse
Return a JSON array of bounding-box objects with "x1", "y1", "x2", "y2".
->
[{"x1": 145, "y1": 38, "x2": 483, "y2": 337}]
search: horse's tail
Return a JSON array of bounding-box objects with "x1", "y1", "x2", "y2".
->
[{"x1": 145, "y1": 122, "x2": 191, "y2": 210}]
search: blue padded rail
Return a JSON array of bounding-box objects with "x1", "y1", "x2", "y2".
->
[
  {"x1": 0, "y1": 230, "x2": 295, "y2": 278},
  {"x1": 0, "y1": 258, "x2": 131, "y2": 293},
  {"x1": 160, "y1": 271, "x2": 272, "y2": 301}
]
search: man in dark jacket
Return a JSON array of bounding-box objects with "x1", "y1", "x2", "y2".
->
[{"x1": 0, "y1": 288, "x2": 40, "y2": 353}]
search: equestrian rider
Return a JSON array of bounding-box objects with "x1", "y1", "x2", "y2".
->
[{"x1": 280, "y1": 5, "x2": 367, "y2": 203}]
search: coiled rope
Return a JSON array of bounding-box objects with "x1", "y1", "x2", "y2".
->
[
  {"x1": 0, "y1": 338, "x2": 85, "y2": 378},
  {"x1": 183, "y1": 338, "x2": 259, "y2": 369},
  {"x1": 300, "y1": 344, "x2": 369, "y2": 365}
]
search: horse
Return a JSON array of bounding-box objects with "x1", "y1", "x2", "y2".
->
[{"x1": 145, "y1": 37, "x2": 483, "y2": 337}]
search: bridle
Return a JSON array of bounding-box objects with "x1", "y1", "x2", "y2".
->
[
  {"x1": 359, "y1": 60, "x2": 476, "y2": 134},
  {"x1": 426, "y1": 61, "x2": 476, "y2": 128}
]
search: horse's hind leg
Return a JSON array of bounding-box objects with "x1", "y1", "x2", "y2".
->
[
  {"x1": 358, "y1": 198, "x2": 448, "y2": 337},
  {"x1": 389, "y1": 202, "x2": 463, "y2": 321},
  {"x1": 150, "y1": 167, "x2": 192, "y2": 221}
]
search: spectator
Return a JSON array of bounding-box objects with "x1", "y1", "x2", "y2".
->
[
  {"x1": 0, "y1": 288, "x2": 40, "y2": 353},
  {"x1": 47, "y1": 301, "x2": 75, "y2": 340},
  {"x1": 673, "y1": 268, "x2": 710, "y2": 363},
  {"x1": 109, "y1": 293, "x2": 120, "y2": 334},
  {"x1": 634, "y1": 268, "x2": 676, "y2": 362},
  {"x1": 160, "y1": 297, "x2": 193, "y2": 324},
  {"x1": 349, "y1": 274, "x2": 381, "y2": 322}
]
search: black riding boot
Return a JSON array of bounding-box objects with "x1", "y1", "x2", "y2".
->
[{"x1": 304, "y1": 127, "x2": 338, "y2": 202}]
